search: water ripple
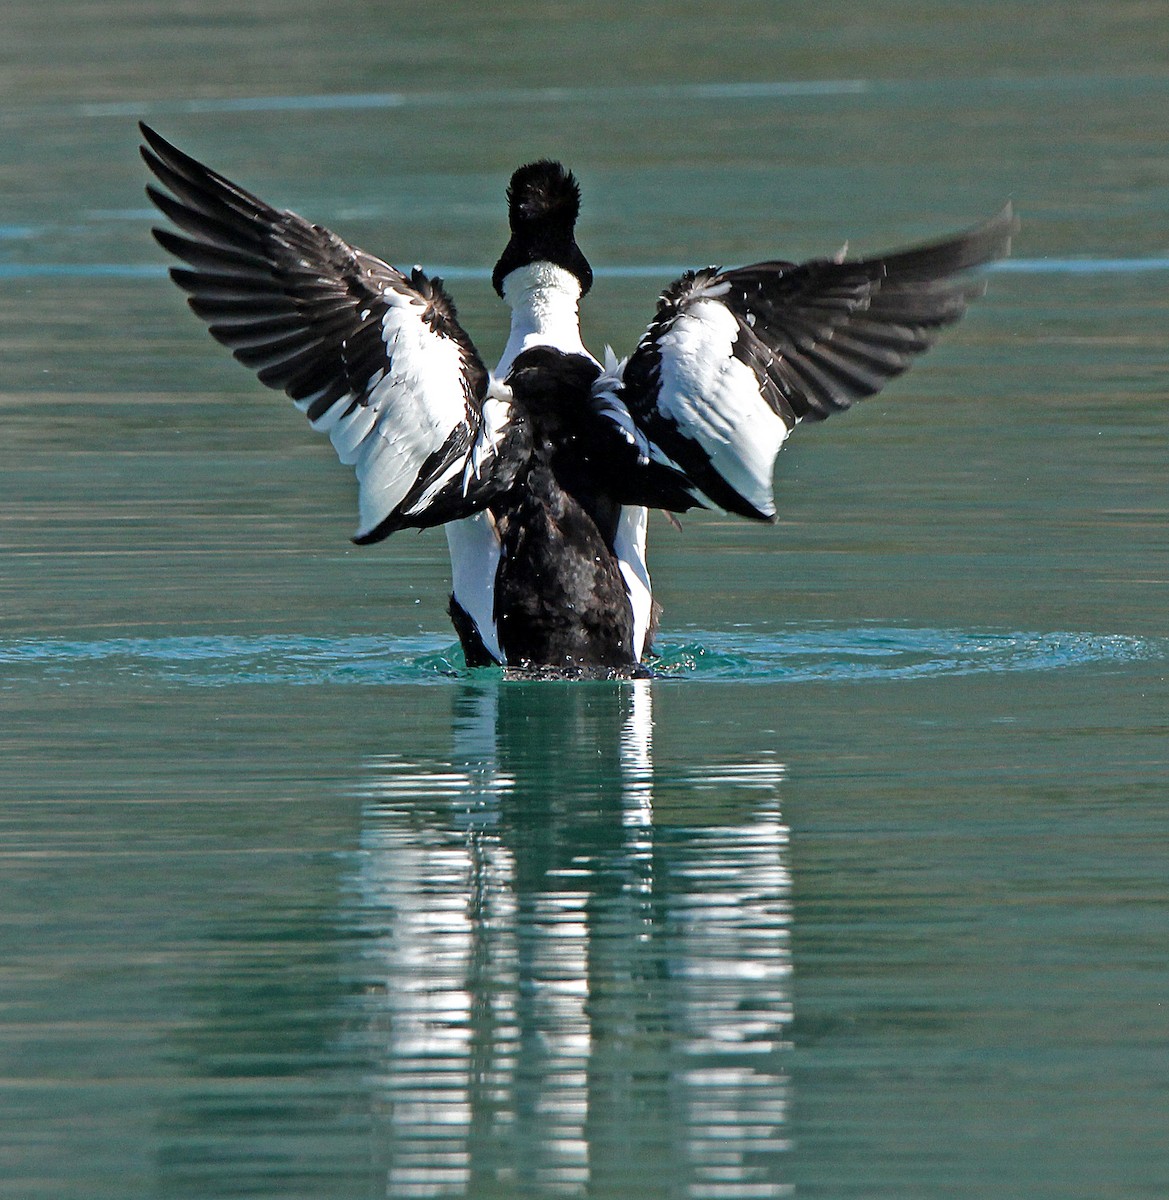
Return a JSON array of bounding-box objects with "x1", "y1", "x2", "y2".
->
[
  {"x1": 0, "y1": 633, "x2": 460, "y2": 686},
  {"x1": 653, "y1": 627, "x2": 1163, "y2": 681},
  {"x1": 0, "y1": 627, "x2": 1161, "y2": 688}
]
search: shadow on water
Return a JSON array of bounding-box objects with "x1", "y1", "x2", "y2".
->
[{"x1": 156, "y1": 680, "x2": 792, "y2": 1199}]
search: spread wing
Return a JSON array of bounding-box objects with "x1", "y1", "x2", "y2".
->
[
  {"x1": 611, "y1": 205, "x2": 1017, "y2": 520},
  {"x1": 140, "y1": 122, "x2": 524, "y2": 544}
]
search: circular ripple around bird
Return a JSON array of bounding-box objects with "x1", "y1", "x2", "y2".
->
[{"x1": 0, "y1": 626, "x2": 1161, "y2": 688}]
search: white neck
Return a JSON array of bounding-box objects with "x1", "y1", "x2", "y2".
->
[{"x1": 495, "y1": 261, "x2": 594, "y2": 376}]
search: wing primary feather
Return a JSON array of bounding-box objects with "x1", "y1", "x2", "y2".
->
[
  {"x1": 151, "y1": 227, "x2": 271, "y2": 276},
  {"x1": 617, "y1": 202, "x2": 1015, "y2": 512},
  {"x1": 142, "y1": 123, "x2": 505, "y2": 539}
]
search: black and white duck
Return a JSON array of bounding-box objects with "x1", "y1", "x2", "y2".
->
[{"x1": 140, "y1": 123, "x2": 1014, "y2": 676}]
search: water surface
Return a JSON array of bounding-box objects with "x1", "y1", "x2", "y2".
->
[{"x1": 2, "y1": 2, "x2": 1167, "y2": 1198}]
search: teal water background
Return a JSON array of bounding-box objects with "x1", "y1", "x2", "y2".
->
[{"x1": 2, "y1": 3, "x2": 1167, "y2": 1197}]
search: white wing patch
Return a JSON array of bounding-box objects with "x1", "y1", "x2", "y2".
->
[
  {"x1": 445, "y1": 513, "x2": 504, "y2": 664},
  {"x1": 309, "y1": 290, "x2": 474, "y2": 541},
  {"x1": 613, "y1": 505, "x2": 653, "y2": 662},
  {"x1": 655, "y1": 299, "x2": 790, "y2": 518}
]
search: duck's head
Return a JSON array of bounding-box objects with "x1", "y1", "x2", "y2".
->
[{"x1": 492, "y1": 160, "x2": 593, "y2": 299}]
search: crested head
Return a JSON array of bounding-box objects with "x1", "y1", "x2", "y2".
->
[
  {"x1": 506, "y1": 160, "x2": 581, "y2": 230},
  {"x1": 493, "y1": 159, "x2": 592, "y2": 299}
]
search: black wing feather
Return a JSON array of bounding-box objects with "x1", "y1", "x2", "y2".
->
[
  {"x1": 611, "y1": 205, "x2": 1016, "y2": 518},
  {"x1": 140, "y1": 123, "x2": 518, "y2": 541}
]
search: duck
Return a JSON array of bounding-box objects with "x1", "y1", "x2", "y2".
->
[{"x1": 139, "y1": 123, "x2": 1014, "y2": 676}]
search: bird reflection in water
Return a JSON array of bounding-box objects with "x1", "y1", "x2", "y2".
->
[{"x1": 346, "y1": 681, "x2": 792, "y2": 1198}]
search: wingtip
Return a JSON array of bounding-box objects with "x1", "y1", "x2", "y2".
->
[
  {"x1": 138, "y1": 121, "x2": 168, "y2": 155},
  {"x1": 139, "y1": 127, "x2": 181, "y2": 192},
  {"x1": 1000, "y1": 199, "x2": 1021, "y2": 250},
  {"x1": 974, "y1": 200, "x2": 1020, "y2": 260},
  {"x1": 873, "y1": 201, "x2": 1019, "y2": 279},
  {"x1": 995, "y1": 198, "x2": 1019, "y2": 230}
]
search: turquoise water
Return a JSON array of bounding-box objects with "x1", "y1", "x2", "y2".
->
[
  {"x1": 0, "y1": 627, "x2": 1163, "y2": 685},
  {"x1": 3, "y1": 2, "x2": 1168, "y2": 1197}
]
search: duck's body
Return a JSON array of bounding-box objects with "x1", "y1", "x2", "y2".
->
[
  {"x1": 140, "y1": 125, "x2": 1014, "y2": 673},
  {"x1": 443, "y1": 258, "x2": 654, "y2": 671}
]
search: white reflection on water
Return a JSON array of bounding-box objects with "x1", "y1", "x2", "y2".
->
[{"x1": 345, "y1": 681, "x2": 792, "y2": 1198}]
